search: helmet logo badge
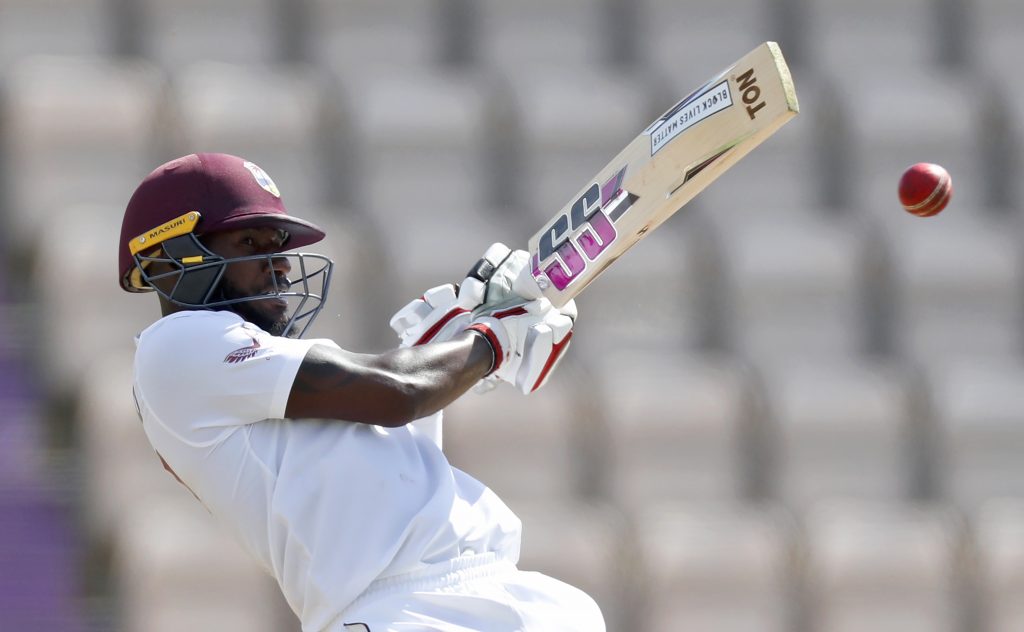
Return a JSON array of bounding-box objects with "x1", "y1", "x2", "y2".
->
[{"x1": 243, "y1": 161, "x2": 281, "y2": 198}]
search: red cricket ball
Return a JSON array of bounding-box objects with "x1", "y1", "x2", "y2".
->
[{"x1": 898, "y1": 162, "x2": 952, "y2": 217}]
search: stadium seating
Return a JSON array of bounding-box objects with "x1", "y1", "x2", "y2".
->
[
  {"x1": 879, "y1": 212, "x2": 1024, "y2": 362},
  {"x1": 591, "y1": 351, "x2": 756, "y2": 504},
  {"x1": 711, "y1": 210, "x2": 872, "y2": 360},
  {"x1": 638, "y1": 0, "x2": 785, "y2": 94},
  {"x1": 803, "y1": 0, "x2": 945, "y2": 77},
  {"x1": 972, "y1": 499, "x2": 1024, "y2": 632},
  {"x1": 573, "y1": 214, "x2": 713, "y2": 356},
  {"x1": 634, "y1": 502, "x2": 795, "y2": 632},
  {"x1": 442, "y1": 371, "x2": 593, "y2": 501},
  {"x1": 75, "y1": 351, "x2": 190, "y2": 542},
  {"x1": 504, "y1": 66, "x2": 655, "y2": 226},
  {"x1": 132, "y1": 0, "x2": 282, "y2": 66},
  {"x1": 358, "y1": 201, "x2": 522, "y2": 337},
  {"x1": 928, "y1": 358, "x2": 1024, "y2": 511},
  {"x1": 34, "y1": 204, "x2": 155, "y2": 398},
  {"x1": 337, "y1": 68, "x2": 499, "y2": 216},
  {"x1": 304, "y1": 0, "x2": 455, "y2": 70},
  {"x1": 837, "y1": 70, "x2": 988, "y2": 213},
  {"x1": 1, "y1": 56, "x2": 163, "y2": 252},
  {"x1": 287, "y1": 210, "x2": 392, "y2": 351},
  {"x1": 168, "y1": 61, "x2": 332, "y2": 211},
  {"x1": 801, "y1": 501, "x2": 965, "y2": 632},
  {"x1": 114, "y1": 495, "x2": 293, "y2": 632},
  {"x1": 0, "y1": 0, "x2": 113, "y2": 65},
  {"x1": 970, "y1": 0, "x2": 1024, "y2": 79},
  {"x1": 474, "y1": 0, "x2": 613, "y2": 72},
  {"x1": 0, "y1": 484, "x2": 84, "y2": 631},
  {"x1": 757, "y1": 359, "x2": 918, "y2": 507},
  {"x1": 995, "y1": 64, "x2": 1024, "y2": 210}
]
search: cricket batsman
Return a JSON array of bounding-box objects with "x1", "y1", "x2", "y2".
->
[{"x1": 118, "y1": 153, "x2": 604, "y2": 631}]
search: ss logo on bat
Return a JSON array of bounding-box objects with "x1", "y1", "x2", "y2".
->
[{"x1": 535, "y1": 182, "x2": 618, "y2": 291}]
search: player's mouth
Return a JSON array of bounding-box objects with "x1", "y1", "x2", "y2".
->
[
  {"x1": 257, "y1": 276, "x2": 291, "y2": 296},
  {"x1": 254, "y1": 279, "x2": 291, "y2": 311},
  {"x1": 266, "y1": 297, "x2": 289, "y2": 311}
]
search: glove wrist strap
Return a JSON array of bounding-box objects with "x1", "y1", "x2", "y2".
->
[{"x1": 465, "y1": 323, "x2": 502, "y2": 376}]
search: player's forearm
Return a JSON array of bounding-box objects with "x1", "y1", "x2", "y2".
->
[
  {"x1": 286, "y1": 334, "x2": 493, "y2": 426},
  {"x1": 384, "y1": 331, "x2": 495, "y2": 421}
]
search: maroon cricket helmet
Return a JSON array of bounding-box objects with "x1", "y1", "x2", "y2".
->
[{"x1": 119, "y1": 152, "x2": 325, "y2": 292}]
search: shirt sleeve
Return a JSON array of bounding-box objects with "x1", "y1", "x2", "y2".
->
[{"x1": 134, "y1": 312, "x2": 324, "y2": 438}]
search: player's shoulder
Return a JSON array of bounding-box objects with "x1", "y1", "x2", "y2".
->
[
  {"x1": 136, "y1": 310, "x2": 258, "y2": 358},
  {"x1": 140, "y1": 309, "x2": 242, "y2": 339}
]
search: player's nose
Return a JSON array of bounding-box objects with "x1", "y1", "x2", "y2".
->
[{"x1": 270, "y1": 255, "x2": 292, "y2": 276}]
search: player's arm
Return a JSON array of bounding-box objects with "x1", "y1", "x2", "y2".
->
[
  {"x1": 285, "y1": 245, "x2": 506, "y2": 426},
  {"x1": 286, "y1": 291, "x2": 576, "y2": 425},
  {"x1": 285, "y1": 331, "x2": 495, "y2": 427}
]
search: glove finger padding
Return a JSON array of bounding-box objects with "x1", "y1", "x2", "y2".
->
[
  {"x1": 467, "y1": 243, "x2": 535, "y2": 307},
  {"x1": 390, "y1": 284, "x2": 477, "y2": 348},
  {"x1": 390, "y1": 242, "x2": 524, "y2": 348},
  {"x1": 466, "y1": 298, "x2": 577, "y2": 394},
  {"x1": 486, "y1": 249, "x2": 532, "y2": 306},
  {"x1": 519, "y1": 309, "x2": 574, "y2": 393}
]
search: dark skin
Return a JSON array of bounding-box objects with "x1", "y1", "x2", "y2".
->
[{"x1": 153, "y1": 226, "x2": 495, "y2": 428}]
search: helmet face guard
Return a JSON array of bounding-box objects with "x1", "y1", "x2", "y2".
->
[{"x1": 128, "y1": 211, "x2": 333, "y2": 338}]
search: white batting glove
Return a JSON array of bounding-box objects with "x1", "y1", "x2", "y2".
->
[
  {"x1": 466, "y1": 243, "x2": 537, "y2": 307},
  {"x1": 389, "y1": 280, "x2": 486, "y2": 347},
  {"x1": 390, "y1": 243, "x2": 531, "y2": 348},
  {"x1": 465, "y1": 297, "x2": 577, "y2": 394}
]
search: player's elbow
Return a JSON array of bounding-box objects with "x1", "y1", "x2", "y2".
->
[
  {"x1": 374, "y1": 381, "x2": 421, "y2": 427},
  {"x1": 387, "y1": 374, "x2": 442, "y2": 426}
]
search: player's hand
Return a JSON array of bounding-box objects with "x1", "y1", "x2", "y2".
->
[
  {"x1": 390, "y1": 243, "x2": 531, "y2": 348},
  {"x1": 465, "y1": 296, "x2": 576, "y2": 394},
  {"x1": 389, "y1": 280, "x2": 486, "y2": 348},
  {"x1": 466, "y1": 243, "x2": 537, "y2": 307}
]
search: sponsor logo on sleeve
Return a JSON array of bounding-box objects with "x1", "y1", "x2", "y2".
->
[{"x1": 224, "y1": 337, "x2": 263, "y2": 363}]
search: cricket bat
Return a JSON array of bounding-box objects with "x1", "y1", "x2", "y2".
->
[{"x1": 515, "y1": 41, "x2": 799, "y2": 306}]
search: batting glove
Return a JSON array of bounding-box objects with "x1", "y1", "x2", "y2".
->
[
  {"x1": 465, "y1": 243, "x2": 533, "y2": 307},
  {"x1": 389, "y1": 278, "x2": 487, "y2": 347},
  {"x1": 390, "y1": 242, "x2": 532, "y2": 348},
  {"x1": 465, "y1": 296, "x2": 576, "y2": 394}
]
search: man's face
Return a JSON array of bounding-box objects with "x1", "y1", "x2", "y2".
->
[{"x1": 203, "y1": 227, "x2": 294, "y2": 336}]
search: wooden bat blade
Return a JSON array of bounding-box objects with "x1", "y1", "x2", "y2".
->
[{"x1": 521, "y1": 41, "x2": 799, "y2": 307}]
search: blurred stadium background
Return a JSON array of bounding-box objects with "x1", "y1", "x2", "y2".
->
[{"x1": 0, "y1": 0, "x2": 1023, "y2": 630}]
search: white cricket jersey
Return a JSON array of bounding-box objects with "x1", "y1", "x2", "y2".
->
[{"x1": 132, "y1": 310, "x2": 523, "y2": 631}]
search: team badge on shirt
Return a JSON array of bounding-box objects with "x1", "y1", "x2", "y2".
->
[
  {"x1": 224, "y1": 337, "x2": 262, "y2": 363},
  {"x1": 243, "y1": 161, "x2": 281, "y2": 198}
]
